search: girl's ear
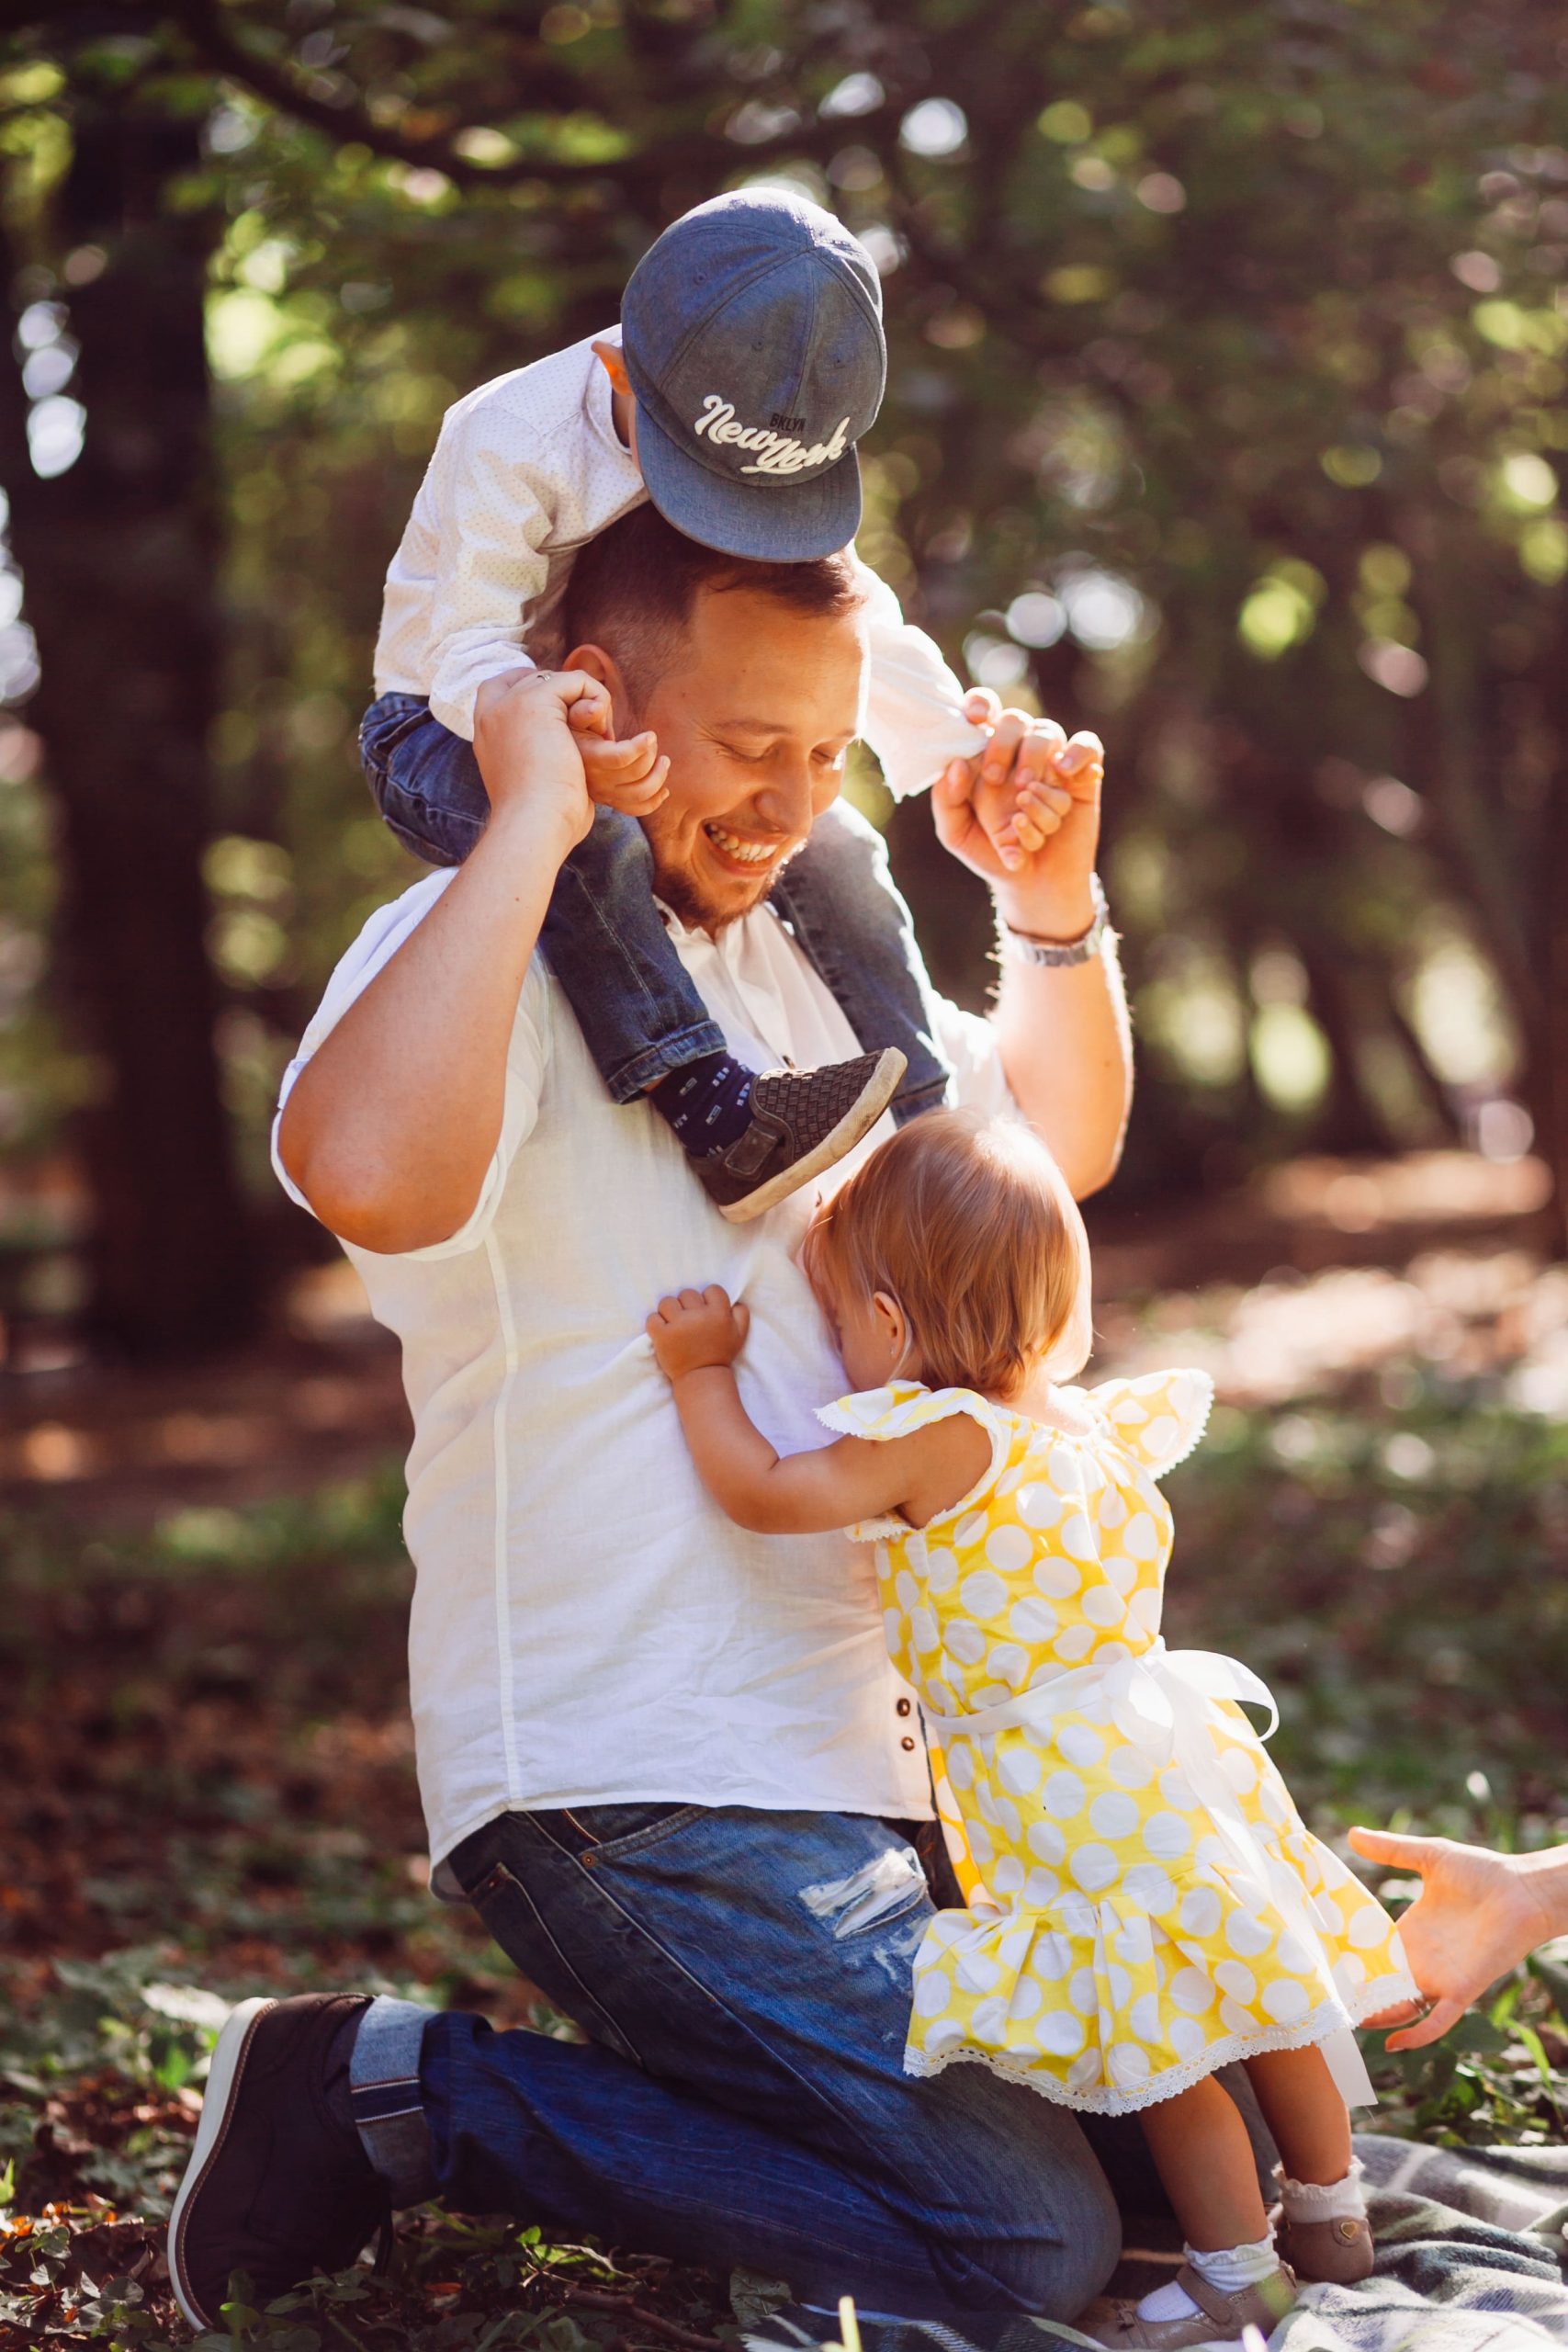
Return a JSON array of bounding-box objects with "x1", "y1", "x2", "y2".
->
[{"x1": 872, "y1": 1290, "x2": 917, "y2": 1380}]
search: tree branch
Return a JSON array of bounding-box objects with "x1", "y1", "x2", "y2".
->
[
  {"x1": 167, "y1": 0, "x2": 681, "y2": 188},
  {"x1": 166, "y1": 0, "x2": 894, "y2": 198}
]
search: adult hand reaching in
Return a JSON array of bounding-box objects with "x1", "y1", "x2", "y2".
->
[{"x1": 1348, "y1": 1826, "x2": 1568, "y2": 2050}]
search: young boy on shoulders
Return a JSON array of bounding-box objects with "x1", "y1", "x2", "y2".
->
[{"x1": 363, "y1": 188, "x2": 1069, "y2": 1220}]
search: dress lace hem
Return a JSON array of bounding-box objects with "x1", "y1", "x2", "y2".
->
[{"x1": 901, "y1": 1971, "x2": 1416, "y2": 2118}]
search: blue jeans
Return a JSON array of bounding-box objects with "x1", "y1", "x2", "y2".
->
[
  {"x1": 360, "y1": 695, "x2": 952, "y2": 1120},
  {"x1": 350, "y1": 1804, "x2": 1127, "y2": 2327}
]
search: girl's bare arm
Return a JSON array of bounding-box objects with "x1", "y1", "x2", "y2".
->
[{"x1": 647, "y1": 1286, "x2": 987, "y2": 1533}]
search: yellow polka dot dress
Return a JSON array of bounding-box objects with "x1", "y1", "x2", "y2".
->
[{"x1": 817, "y1": 1372, "x2": 1416, "y2": 2116}]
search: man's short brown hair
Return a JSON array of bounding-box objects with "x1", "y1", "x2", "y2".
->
[{"x1": 558, "y1": 503, "x2": 864, "y2": 703}]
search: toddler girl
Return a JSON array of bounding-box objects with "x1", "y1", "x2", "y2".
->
[{"x1": 647, "y1": 1111, "x2": 1417, "y2": 2349}]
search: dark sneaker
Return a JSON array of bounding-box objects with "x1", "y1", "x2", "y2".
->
[
  {"x1": 168, "y1": 1994, "x2": 387, "y2": 2333},
  {"x1": 697, "y1": 1049, "x2": 906, "y2": 1223}
]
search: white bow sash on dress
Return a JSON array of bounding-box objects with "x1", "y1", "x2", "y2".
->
[{"x1": 919, "y1": 1638, "x2": 1377, "y2": 2106}]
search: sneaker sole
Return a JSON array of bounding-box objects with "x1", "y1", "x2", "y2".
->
[
  {"x1": 167, "y1": 1994, "x2": 277, "y2": 2332},
  {"x1": 718, "y1": 1048, "x2": 908, "y2": 1224}
]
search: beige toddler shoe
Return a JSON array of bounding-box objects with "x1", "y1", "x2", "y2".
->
[
  {"x1": 1274, "y1": 2208, "x2": 1375, "y2": 2283},
  {"x1": 1270, "y1": 2155, "x2": 1375, "y2": 2284},
  {"x1": 1079, "y1": 2259, "x2": 1298, "y2": 2347}
]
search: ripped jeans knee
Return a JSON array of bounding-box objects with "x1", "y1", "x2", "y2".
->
[{"x1": 799, "y1": 1843, "x2": 930, "y2": 1945}]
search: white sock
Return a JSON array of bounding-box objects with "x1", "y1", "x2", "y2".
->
[
  {"x1": 1135, "y1": 2232, "x2": 1278, "y2": 2321},
  {"x1": 1274, "y1": 2154, "x2": 1367, "y2": 2222}
]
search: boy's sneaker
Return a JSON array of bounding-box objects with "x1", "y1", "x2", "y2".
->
[
  {"x1": 168, "y1": 1994, "x2": 389, "y2": 2333},
  {"x1": 697, "y1": 1049, "x2": 906, "y2": 1222}
]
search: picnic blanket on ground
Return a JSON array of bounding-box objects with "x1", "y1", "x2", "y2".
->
[
  {"x1": 1261, "y1": 2134, "x2": 1568, "y2": 2350},
  {"x1": 1122, "y1": 2136, "x2": 1568, "y2": 2350},
  {"x1": 735, "y1": 2138, "x2": 1568, "y2": 2352}
]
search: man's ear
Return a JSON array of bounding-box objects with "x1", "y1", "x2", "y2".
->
[
  {"x1": 592, "y1": 338, "x2": 633, "y2": 396},
  {"x1": 559, "y1": 640, "x2": 632, "y2": 732},
  {"x1": 872, "y1": 1290, "x2": 917, "y2": 1381}
]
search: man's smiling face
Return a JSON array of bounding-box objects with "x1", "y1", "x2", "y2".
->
[{"x1": 569, "y1": 578, "x2": 869, "y2": 934}]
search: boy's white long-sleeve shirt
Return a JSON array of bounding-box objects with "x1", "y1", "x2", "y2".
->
[{"x1": 372, "y1": 330, "x2": 985, "y2": 800}]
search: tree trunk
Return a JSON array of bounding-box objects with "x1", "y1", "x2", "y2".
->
[
  {"x1": 1294, "y1": 942, "x2": 1402, "y2": 1159},
  {"x1": 1529, "y1": 604, "x2": 1568, "y2": 1256},
  {"x1": 0, "y1": 92, "x2": 258, "y2": 1357}
]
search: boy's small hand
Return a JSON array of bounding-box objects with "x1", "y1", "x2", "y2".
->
[
  {"x1": 951, "y1": 691, "x2": 1101, "y2": 871},
  {"x1": 935, "y1": 688, "x2": 1104, "y2": 938},
  {"x1": 996, "y1": 728, "x2": 1103, "y2": 865},
  {"x1": 572, "y1": 704, "x2": 671, "y2": 817},
  {"x1": 647, "y1": 1285, "x2": 751, "y2": 1381}
]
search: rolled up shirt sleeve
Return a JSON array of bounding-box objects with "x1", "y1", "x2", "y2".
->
[
  {"x1": 423, "y1": 405, "x2": 566, "y2": 741},
  {"x1": 271, "y1": 870, "x2": 551, "y2": 1260}
]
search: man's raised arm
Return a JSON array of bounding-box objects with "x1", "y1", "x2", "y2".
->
[
  {"x1": 279, "y1": 671, "x2": 660, "y2": 1254},
  {"x1": 931, "y1": 712, "x2": 1132, "y2": 1199}
]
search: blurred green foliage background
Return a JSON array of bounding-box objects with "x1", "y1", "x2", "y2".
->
[{"x1": 2, "y1": 0, "x2": 1565, "y2": 1354}]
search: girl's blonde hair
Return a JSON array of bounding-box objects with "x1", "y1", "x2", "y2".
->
[{"x1": 802, "y1": 1110, "x2": 1092, "y2": 1397}]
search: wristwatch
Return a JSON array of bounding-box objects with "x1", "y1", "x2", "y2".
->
[{"x1": 998, "y1": 874, "x2": 1111, "y2": 967}]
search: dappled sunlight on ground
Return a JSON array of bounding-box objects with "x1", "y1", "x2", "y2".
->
[
  {"x1": 1098, "y1": 1249, "x2": 1568, "y2": 1410},
  {"x1": 0, "y1": 1152, "x2": 1558, "y2": 1524}
]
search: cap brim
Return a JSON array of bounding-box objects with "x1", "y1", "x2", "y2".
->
[{"x1": 634, "y1": 400, "x2": 863, "y2": 561}]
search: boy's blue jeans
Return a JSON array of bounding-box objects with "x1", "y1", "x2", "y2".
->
[
  {"x1": 350, "y1": 1804, "x2": 1132, "y2": 2328},
  {"x1": 360, "y1": 695, "x2": 953, "y2": 1121}
]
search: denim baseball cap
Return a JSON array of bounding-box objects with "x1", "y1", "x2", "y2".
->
[{"x1": 620, "y1": 189, "x2": 886, "y2": 562}]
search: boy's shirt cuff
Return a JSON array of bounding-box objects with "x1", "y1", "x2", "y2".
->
[{"x1": 428, "y1": 644, "x2": 540, "y2": 742}]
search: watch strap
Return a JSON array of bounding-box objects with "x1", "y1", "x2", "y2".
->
[{"x1": 998, "y1": 874, "x2": 1111, "y2": 967}]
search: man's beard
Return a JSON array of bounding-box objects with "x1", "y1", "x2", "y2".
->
[
  {"x1": 644, "y1": 800, "x2": 803, "y2": 934},
  {"x1": 648, "y1": 851, "x2": 777, "y2": 934}
]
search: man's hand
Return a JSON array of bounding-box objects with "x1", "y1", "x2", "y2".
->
[
  {"x1": 1348, "y1": 1826, "x2": 1567, "y2": 2049},
  {"x1": 472, "y1": 668, "x2": 631, "y2": 854},
  {"x1": 569, "y1": 695, "x2": 671, "y2": 818},
  {"x1": 283, "y1": 665, "x2": 620, "y2": 1254},
  {"x1": 934, "y1": 691, "x2": 1105, "y2": 940},
  {"x1": 647, "y1": 1285, "x2": 751, "y2": 1382},
  {"x1": 943, "y1": 688, "x2": 1126, "y2": 1199}
]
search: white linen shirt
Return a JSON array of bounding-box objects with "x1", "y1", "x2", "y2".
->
[
  {"x1": 372, "y1": 330, "x2": 983, "y2": 800},
  {"x1": 273, "y1": 873, "x2": 1016, "y2": 1878}
]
